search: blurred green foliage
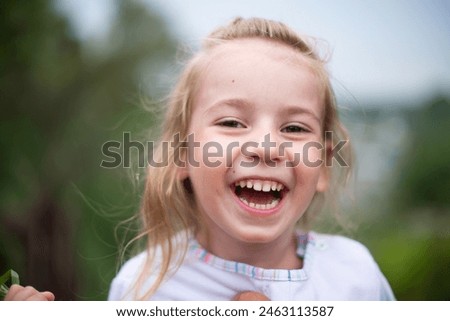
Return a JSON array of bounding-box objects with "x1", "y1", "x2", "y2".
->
[
  {"x1": 394, "y1": 97, "x2": 450, "y2": 210},
  {"x1": 0, "y1": 0, "x2": 175, "y2": 299},
  {"x1": 353, "y1": 97, "x2": 450, "y2": 300},
  {"x1": 0, "y1": 0, "x2": 448, "y2": 301}
]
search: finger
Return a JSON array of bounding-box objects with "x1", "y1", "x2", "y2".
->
[
  {"x1": 27, "y1": 292, "x2": 54, "y2": 301},
  {"x1": 42, "y1": 291, "x2": 55, "y2": 301},
  {"x1": 13, "y1": 286, "x2": 47, "y2": 301},
  {"x1": 5, "y1": 285, "x2": 55, "y2": 301},
  {"x1": 4, "y1": 284, "x2": 25, "y2": 300},
  {"x1": 13, "y1": 286, "x2": 42, "y2": 301},
  {"x1": 232, "y1": 291, "x2": 270, "y2": 301}
]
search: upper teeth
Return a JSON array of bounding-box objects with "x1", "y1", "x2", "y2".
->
[{"x1": 235, "y1": 179, "x2": 284, "y2": 192}]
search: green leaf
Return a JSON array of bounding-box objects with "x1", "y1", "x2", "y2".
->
[
  {"x1": 0, "y1": 269, "x2": 20, "y2": 300},
  {"x1": 0, "y1": 284, "x2": 9, "y2": 297}
]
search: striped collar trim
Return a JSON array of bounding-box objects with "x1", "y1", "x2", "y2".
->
[{"x1": 188, "y1": 232, "x2": 314, "y2": 281}]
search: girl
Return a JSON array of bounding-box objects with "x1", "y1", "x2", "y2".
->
[
  {"x1": 108, "y1": 17, "x2": 395, "y2": 301},
  {"x1": 6, "y1": 17, "x2": 395, "y2": 301}
]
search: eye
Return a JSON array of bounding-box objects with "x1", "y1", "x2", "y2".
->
[
  {"x1": 217, "y1": 119, "x2": 245, "y2": 128},
  {"x1": 281, "y1": 124, "x2": 309, "y2": 133}
]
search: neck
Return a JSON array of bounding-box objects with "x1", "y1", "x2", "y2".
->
[{"x1": 196, "y1": 228, "x2": 302, "y2": 270}]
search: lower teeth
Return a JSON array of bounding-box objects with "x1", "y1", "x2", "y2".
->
[{"x1": 239, "y1": 197, "x2": 279, "y2": 210}]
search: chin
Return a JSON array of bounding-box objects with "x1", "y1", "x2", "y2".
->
[{"x1": 235, "y1": 230, "x2": 281, "y2": 244}]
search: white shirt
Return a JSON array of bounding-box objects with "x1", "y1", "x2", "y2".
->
[{"x1": 108, "y1": 231, "x2": 395, "y2": 300}]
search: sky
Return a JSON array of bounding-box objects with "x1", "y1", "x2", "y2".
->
[{"x1": 57, "y1": 0, "x2": 450, "y2": 107}]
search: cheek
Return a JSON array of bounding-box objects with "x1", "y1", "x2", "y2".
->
[
  {"x1": 200, "y1": 142, "x2": 227, "y2": 167},
  {"x1": 302, "y1": 143, "x2": 325, "y2": 167},
  {"x1": 298, "y1": 165, "x2": 323, "y2": 185},
  {"x1": 191, "y1": 134, "x2": 242, "y2": 168},
  {"x1": 289, "y1": 142, "x2": 325, "y2": 185},
  {"x1": 187, "y1": 165, "x2": 217, "y2": 202},
  {"x1": 284, "y1": 141, "x2": 325, "y2": 167},
  {"x1": 187, "y1": 147, "x2": 227, "y2": 189}
]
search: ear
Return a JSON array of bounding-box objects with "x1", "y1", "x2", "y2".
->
[
  {"x1": 316, "y1": 139, "x2": 331, "y2": 193},
  {"x1": 177, "y1": 161, "x2": 193, "y2": 194},
  {"x1": 176, "y1": 147, "x2": 190, "y2": 180},
  {"x1": 177, "y1": 164, "x2": 189, "y2": 180}
]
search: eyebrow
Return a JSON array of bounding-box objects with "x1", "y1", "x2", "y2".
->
[
  {"x1": 205, "y1": 98, "x2": 321, "y2": 124},
  {"x1": 281, "y1": 105, "x2": 322, "y2": 124},
  {"x1": 205, "y1": 98, "x2": 255, "y2": 112}
]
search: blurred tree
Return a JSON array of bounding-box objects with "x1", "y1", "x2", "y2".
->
[
  {"x1": 359, "y1": 96, "x2": 450, "y2": 300},
  {"x1": 0, "y1": 0, "x2": 176, "y2": 299},
  {"x1": 394, "y1": 97, "x2": 450, "y2": 212},
  {"x1": 389, "y1": 96, "x2": 450, "y2": 300}
]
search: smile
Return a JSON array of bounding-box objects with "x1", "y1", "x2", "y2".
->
[{"x1": 233, "y1": 179, "x2": 286, "y2": 210}]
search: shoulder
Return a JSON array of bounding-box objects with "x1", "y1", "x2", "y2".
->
[
  {"x1": 309, "y1": 231, "x2": 375, "y2": 264},
  {"x1": 108, "y1": 251, "x2": 148, "y2": 300},
  {"x1": 306, "y1": 231, "x2": 395, "y2": 300}
]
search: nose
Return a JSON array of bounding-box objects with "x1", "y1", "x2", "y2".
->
[{"x1": 241, "y1": 129, "x2": 285, "y2": 166}]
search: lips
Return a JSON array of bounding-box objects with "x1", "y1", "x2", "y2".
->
[{"x1": 233, "y1": 179, "x2": 286, "y2": 210}]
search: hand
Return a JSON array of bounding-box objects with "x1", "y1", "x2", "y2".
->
[
  {"x1": 4, "y1": 284, "x2": 55, "y2": 301},
  {"x1": 232, "y1": 291, "x2": 270, "y2": 301}
]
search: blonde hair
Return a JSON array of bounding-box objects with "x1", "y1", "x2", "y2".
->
[{"x1": 130, "y1": 17, "x2": 352, "y2": 299}]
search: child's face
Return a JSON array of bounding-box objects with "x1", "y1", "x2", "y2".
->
[{"x1": 185, "y1": 39, "x2": 328, "y2": 247}]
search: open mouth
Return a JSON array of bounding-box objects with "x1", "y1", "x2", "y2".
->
[{"x1": 233, "y1": 179, "x2": 286, "y2": 210}]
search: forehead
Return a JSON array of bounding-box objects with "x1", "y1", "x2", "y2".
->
[
  {"x1": 194, "y1": 38, "x2": 324, "y2": 108},
  {"x1": 189, "y1": 38, "x2": 326, "y2": 128},
  {"x1": 196, "y1": 38, "x2": 324, "y2": 96},
  {"x1": 207, "y1": 38, "x2": 315, "y2": 70}
]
